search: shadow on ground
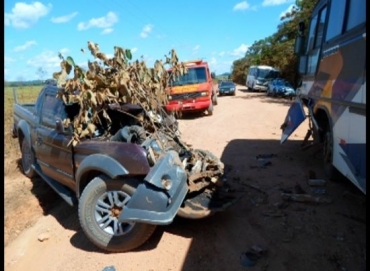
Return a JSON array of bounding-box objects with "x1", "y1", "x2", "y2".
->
[
  {"x1": 22, "y1": 139, "x2": 366, "y2": 271},
  {"x1": 236, "y1": 90, "x2": 294, "y2": 106}
]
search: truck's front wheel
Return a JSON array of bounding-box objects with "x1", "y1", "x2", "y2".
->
[
  {"x1": 21, "y1": 139, "x2": 37, "y2": 178},
  {"x1": 78, "y1": 175, "x2": 157, "y2": 252},
  {"x1": 207, "y1": 103, "x2": 214, "y2": 116}
]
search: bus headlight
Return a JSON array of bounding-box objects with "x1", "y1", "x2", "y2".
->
[
  {"x1": 168, "y1": 95, "x2": 172, "y2": 100},
  {"x1": 200, "y1": 92, "x2": 207, "y2": 96}
]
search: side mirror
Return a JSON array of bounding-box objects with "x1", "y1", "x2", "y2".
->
[{"x1": 55, "y1": 119, "x2": 64, "y2": 134}]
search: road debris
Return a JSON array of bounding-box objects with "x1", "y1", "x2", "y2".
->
[
  {"x1": 240, "y1": 244, "x2": 268, "y2": 267},
  {"x1": 102, "y1": 266, "x2": 116, "y2": 271},
  {"x1": 37, "y1": 232, "x2": 50, "y2": 242},
  {"x1": 311, "y1": 187, "x2": 326, "y2": 194},
  {"x1": 242, "y1": 182, "x2": 267, "y2": 195},
  {"x1": 281, "y1": 193, "x2": 333, "y2": 204},
  {"x1": 308, "y1": 179, "x2": 326, "y2": 186}
]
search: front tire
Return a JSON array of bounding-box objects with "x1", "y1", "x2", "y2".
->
[
  {"x1": 78, "y1": 175, "x2": 157, "y2": 252},
  {"x1": 212, "y1": 93, "x2": 218, "y2": 105},
  {"x1": 21, "y1": 139, "x2": 37, "y2": 178},
  {"x1": 207, "y1": 102, "x2": 214, "y2": 116}
]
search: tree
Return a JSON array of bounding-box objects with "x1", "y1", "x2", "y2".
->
[
  {"x1": 36, "y1": 67, "x2": 47, "y2": 81},
  {"x1": 230, "y1": 0, "x2": 317, "y2": 87}
]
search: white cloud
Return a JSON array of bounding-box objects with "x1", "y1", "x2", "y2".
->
[
  {"x1": 5, "y1": 2, "x2": 52, "y2": 29},
  {"x1": 219, "y1": 51, "x2": 226, "y2": 57},
  {"x1": 280, "y1": 4, "x2": 295, "y2": 19},
  {"x1": 101, "y1": 28, "x2": 113, "y2": 35},
  {"x1": 59, "y1": 48, "x2": 69, "y2": 54},
  {"x1": 51, "y1": 11, "x2": 78, "y2": 23},
  {"x1": 230, "y1": 44, "x2": 249, "y2": 57},
  {"x1": 77, "y1": 12, "x2": 118, "y2": 30},
  {"x1": 5, "y1": 56, "x2": 16, "y2": 64},
  {"x1": 233, "y1": 1, "x2": 250, "y2": 11},
  {"x1": 131, "y1": 47, "x2": 138, "y2": 53},
  {"x1": 262, "y1": 0, "x2": 294, "y2": 6},
  {"x1": 13, "y1": 40, "x2": 37, "y2": 52},
  {"x1": 210, "y1": 57, "x2": 217, "y2": 65},
  {"x1": 140, "y1": 24, "x2": 153, "y2": 38},
  {"x1": 193, "y1": 45, "x2": 200, "y2": 51},
  {"x1": 27, "y1": 50, "x2": 62, "y2": 69}
]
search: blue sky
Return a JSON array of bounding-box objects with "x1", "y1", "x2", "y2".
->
[{"x1": 5, "y1": 0, "x2": 296, "y2": 81}]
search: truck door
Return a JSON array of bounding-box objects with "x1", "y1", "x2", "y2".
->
[{"x1": 35, "y1": 93, "x2": 75, "y2": 190}]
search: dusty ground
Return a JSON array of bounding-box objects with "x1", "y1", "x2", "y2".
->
[{"x1": 4, "y1": 85, "x2": 366, "y2": 271}]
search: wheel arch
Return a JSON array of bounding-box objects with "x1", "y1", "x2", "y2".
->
[
  {"x1": 17, "y1": 120, "x2": 31, "y2": 148},
  {"x1": 76, "y1": 154, "x2": 130, "y2": 198},
  {"x1": 313, "y1": 105, "x2": 333, "y2": 140}
]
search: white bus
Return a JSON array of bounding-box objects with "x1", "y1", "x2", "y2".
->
[
  {"x1": 246, "y1": 65, "x2": 280, "y2": 92},
  {"x1": 281, "y1": 0, "x2": 366, "y2": 194}
]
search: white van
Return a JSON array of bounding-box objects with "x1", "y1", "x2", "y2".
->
[{"x1": 246, "y1": 65, "x2": 280, "y2": 92}]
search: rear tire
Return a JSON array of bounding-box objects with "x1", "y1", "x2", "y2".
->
[
  {"x1": 21, "y1": 139, "x2": 37, "y2": 178},
  {"x1": 78, "y1": 175, "x2": 157, "y2": 252},
  {"x1": 322, "y1": 123, "x2": 342, "y2": 181}
]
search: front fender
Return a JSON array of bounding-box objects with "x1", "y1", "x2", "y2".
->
[{"x1": 76, "y1": 154, "x2": 129, "y2": 197}]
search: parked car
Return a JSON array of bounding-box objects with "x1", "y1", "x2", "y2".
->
[
  {"x1": 218, "y1": 81, "x2": 236, "y2": 96},
  {"x1": 267, "y1": 79, "x2": 296, "y2": 99}
]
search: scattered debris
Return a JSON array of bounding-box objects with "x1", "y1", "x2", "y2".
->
[
  {"x1": 242, "y1": 182, "x2": 267, "y2": 195},
  {"x1": 308, "y1": 179, "x2": 326, "y2": 186},
  {"x1": 240, "y1": 251, "x2": 258, "y2": 267},
  {"x1": 240, "y1": 245, "x2": 268, "y2": 267},
  {"x1": 102, "y1": 266, "x2": 116, "y2": 271},
  {"x1": 311, "y1": 187, "x2": 326, "y2": 194},
  {"x1": 281, "y1": 193, "x2": 333, "y2": 204},
  {"x1": 256, "y1": 153, "x2": 277, "y2": 159},
  {"x1": 37, "y1": 232, "x2": 50, "y2": 242},
  {"x1": 250, "y1": 244, "x2": 268, "y2": 257},
  {"x1": 260, "y1": 161, "x2": 272, "y2": 168}
]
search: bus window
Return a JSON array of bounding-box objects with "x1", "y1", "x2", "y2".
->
[
  {"x1": 307, "y1": 14, "x2": 318, "y2": 51},
  {"x1": 346, "y1": 0, "x2": 366, "y2": 31},
  {"x1": 314, "y1": 7, "x2": 327, "y2": 48},
  {"x1": 325, "y1": 1, "x2": 346, "y2": 41},
  {"x1": 307, "y1": 6, "x2": 327, "y2": 75}
]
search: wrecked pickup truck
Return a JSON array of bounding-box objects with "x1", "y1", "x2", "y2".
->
[{"x1": 12, "y1": 82, "x2": 235, "y2": 252}]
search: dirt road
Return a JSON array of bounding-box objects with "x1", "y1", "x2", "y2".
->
[{"x1": 5, "y1": 85, "x2": 366, "y2": 271}]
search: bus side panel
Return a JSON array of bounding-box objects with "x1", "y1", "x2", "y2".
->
[{"x1": 313, "y1": 33, "x2": 366, "y2": 194}]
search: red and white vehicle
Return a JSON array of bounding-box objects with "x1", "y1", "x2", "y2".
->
[{"x1": 166, "y1": 60, "x2": 217, "y2": 116}]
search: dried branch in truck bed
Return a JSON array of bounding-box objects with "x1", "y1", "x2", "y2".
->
[{"x1": 53, "y1": 41, "x2": 188, "y2": 146}]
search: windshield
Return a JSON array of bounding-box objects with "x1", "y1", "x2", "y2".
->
[
  {"x1": 169, "y1": 67, "x2": 207, "y2": 86},
  {"x1": 220, "y1": 82, "x2": 234, "y2": 87},
  {"x1": 257, "y1": 68, "x2": 280, "y2": 80}
]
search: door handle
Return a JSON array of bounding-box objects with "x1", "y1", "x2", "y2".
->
[{"x1": 36, "y1": 137, "x2": 43, "y2": 146}]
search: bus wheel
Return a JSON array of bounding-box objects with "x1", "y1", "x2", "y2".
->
[{"x1": 322, "y1": 123, "x2": 342, "y2": 181}]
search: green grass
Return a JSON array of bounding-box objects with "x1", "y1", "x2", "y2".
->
[{"x1": 4, "y1": 85, "x2": 43, "y2": 168}]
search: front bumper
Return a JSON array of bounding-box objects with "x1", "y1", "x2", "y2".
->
[
  {"x1": 118, "y1": 150, "x2": 189, "y2": 225},
  {"x1": 165, "y1": 99, "x2": 211, "y2": 112}
]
